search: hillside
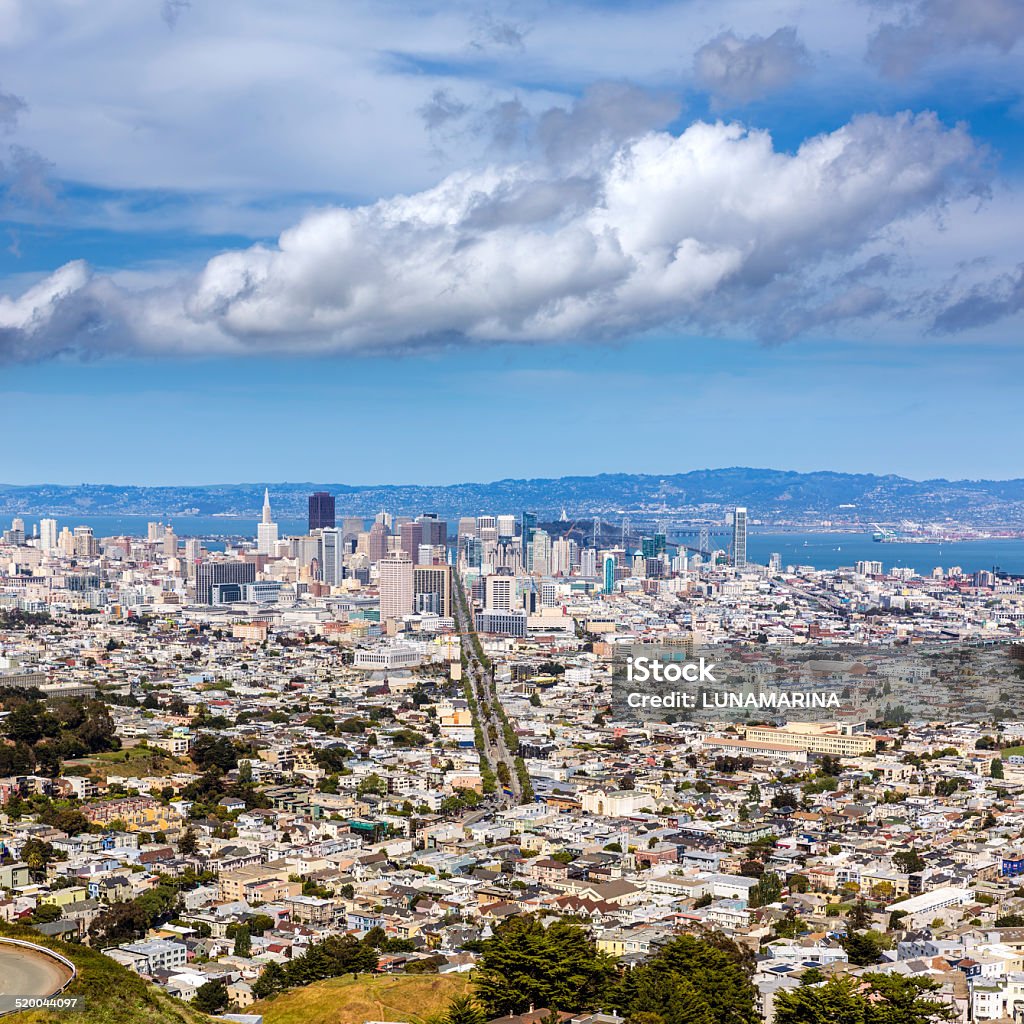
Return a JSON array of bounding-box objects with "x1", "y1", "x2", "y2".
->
[
  {"x1": 2, "y1": 468, "x2": 1024, "y2": 523},
  {"x1": 251, "y1": 971, "x2": 473, "y2": 1024},
  {"x1": 0, "y1": 923, "x2": 212, "y2": 1024}
]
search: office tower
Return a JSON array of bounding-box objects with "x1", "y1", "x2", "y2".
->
[
  {"x1": 368, "y1": 520, "x2": 388, "y2": 564},
  {"x1": 462, "y1": 536, "x2": 483, "y2": 569},
  {"x1": 539, "y1": 579, "x2": 557, "y2": 607},
  {"x1": 379, "y1": 551, "x2": 414, "y2": 621},
  {"x1": 73, "y1": 526, "x2": 97, "y2": 558},
  {"x1": 59, "y1": 527, "x2": 75, "y2": 557},
  {"x1": 417, "y1": 513, "x2": 447, "y2": 549},
  {"x1": 581, "y1": 547, "x2": 597, "y2": 577},
  {"x1": 147, "y1": 521, "x2": 164, "y2": 543},
  {"x1": 603, "y1": 554, "x2": 617, "y2": 594},
  {"x1": 732, "y1": 507, "x2": 747, "y2": 569},
  {"x1": 496, "y1": 515, "x2": 516, "y2": 539},
  {"x1": 321, "y1": 528, "x2": 343, "y2": 585},
  {"x1": 163, "y1": 529, "x2": 177, "y2": 557},
  {"x1": 413, "y1": 564, "x2": 452, "y2": 616},
  {"x1": 769, "y1": 552, "x2": 782, "y2": 573},
  {"x1": 341, "y1": 517, "x2": 364, "y2": 542},
  {"x1": 417, "y1": 543, "x2": 436, "y2": 566},
  {"x1": 457, "y1": 517, "x2": 476, "y2": 540},
  {"x1": 257, "y1": 489, "x2": 279, "y2": 555},
  {"x1": 308, "y1": 491, "x2": 335, "y2": 532},
  {"x1": 521, "y1": 511, "x2": 537, "y2": 544},
  {"x1": 530, "y1": 529, "x2": 551, "y2": 575},
  {"x1": 39, "y1": 518, "x2": 58, "y2": 554},
  {"x1": 476, "y1": 515, "x2": 496, "y2": 533},
  {"x1": 399, "y1": 521, "x2": 423, "y2": 560},
  {"x1": 195, "y1": 560, "x2": 256, "y2": 604},
  {"x1": 485, "y1": 574, "x2": 516, "y2": 611}
]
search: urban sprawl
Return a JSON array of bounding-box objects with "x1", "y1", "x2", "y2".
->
[{"x1": 3, "y1": 493, "x2": 1024, "y2": 1022}]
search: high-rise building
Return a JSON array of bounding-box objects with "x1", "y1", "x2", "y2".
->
[
  {"x1": 496, "y1": 515, "x2": 516, "y2": 539},
  {"x1": 413, "y1": 564, "x2": 452, "y2": 616},
  {"x1": 521, "y1": 511, "x2": 537, "y2": 544},
  {"x1": 580, "y1": 548, "x2": 597, "y2": 577},
  {"x1": 399, "y1": 521, "x2": 423, "y2": 560},
  {"x1": 603, "y1": 554, "x2": 617, "y2": 594},
  {"x1": 321, "y1": 528, "x2": 343, "y2": 585},
  {"x1": 379, "y1": 551, "x2": 414, "y2": 621},
  {"x1": 368, "y1": 521, "x2": 388, "y2": 564},
  {"x1": 733, "y1": 507, "x2": 747, "y2": 569},
  {"x1": 417, "y1": 513, "x2": 447, "y2": 549},
  {"x1": 39, "y1": 518, "x2": 58, "y2": 554},
  {"x1": 485, "y1": 574, "x2": 517, "y2": 611},
  {"x1": 196, "y1": 560, "x2": 256, "y2": 604},
  {"x1": 257, "y1": 489, "x2": 279, "y2": 555},
  {"x1": 308, "y1": 491, "x2": 335, "y2": 532},
  {"x1": 73, "y1": 526, "x2": 97, "y2": 558}
]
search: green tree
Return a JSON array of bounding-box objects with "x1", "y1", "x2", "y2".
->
[
  {"x1": 620, "y1": 966, "x2": 714, "y2": 1024},
  {"x1": 892, "y1": 849, "x2": 925, "y2": 874},
  {"x1": 192, "y1": 979, "x2": 229, "y2": 1014},
  {"x1": 444, "y1": 994, "x2": 487, "y2": 1024},
  {"x1": 991, "y1": 758, "x2": 1005, "y2": 779},
  {"x1": 775, "y1": 973, "x2": 955, "y2": 1024},
  {"x1": 474, "y1": 917, "x2": 616, "y2": 1016},
  {"x1": 841, "y1": 930, "x2": 885, "y2": 967},
  {"x1": 233, "y1": 925, "x2": 251, "y2": 957},
  {"x1": 621, "y1": 933, "x2": 759, "y2": 1024},
  {"x1": 178, "y1": 828, "x2": 198, "y2": 856}
]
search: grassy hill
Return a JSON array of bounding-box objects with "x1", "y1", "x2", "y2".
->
[
  {"x1": 251, "y1": 971, "x2": 473, "y2": 1024},
  {"x1": 0, "y1": 922, "x2": 212, "y2": 1024}
]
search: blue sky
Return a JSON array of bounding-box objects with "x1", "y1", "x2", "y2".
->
[{"x1": 0, "y1": 0, "x2": 1022, "y2": 484}]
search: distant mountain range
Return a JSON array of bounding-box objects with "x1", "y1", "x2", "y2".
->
[{"x1": 2, "y1": 469, "x2": 1024, "y2": 526}]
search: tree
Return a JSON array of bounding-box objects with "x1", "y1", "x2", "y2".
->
[
  {"x1": 841, "y1": 930, "x2": 885, "y2": 967},
  {"x1": 750, "y1": 871, "x2": 783, "y2": 908},
  {"x1": 252, "y1": 961, "x2": 285, "y2": 999},
  {"x1": 619, "y1": 933, "x2": 759, "y2": 1024},
  {"x1": 621, "y1": 966, "x2": 714, "y2": 1024},
  {"x1": 892, "y1": 849, "x2": 925, "y2": 874},
  {"x1": 193, "y1": 979, "x2": 229, "y2": 1014},
  {"x1": 775, "y1": 973, "x2": 955, "y2": 1024},
  {"x1": 179, "y1": 828, "x2": 199, "y2": 856},
  {"x1": 233, "y1": 924, "x2": 252, "y2": 957},
  {"x1": 444, "y1": 994, "x2": 487, "y2": 1024},
  {"x1": 991, "y1": 758, "x2": 1005, "y2": 779},
  {"x1": 474, "y1": 917, "x2": 616, "y2": 1017}
]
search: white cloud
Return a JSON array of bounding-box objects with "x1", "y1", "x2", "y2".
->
[
  {"x1": 866, "y1": 0, "x2": 1024, "y2": 77},
  {"x1": 694, "y1": 27, "x2": 813, "y2": 106},
  {"x1": 0, "y1": 110, "x2": 994, "y2": 361}
]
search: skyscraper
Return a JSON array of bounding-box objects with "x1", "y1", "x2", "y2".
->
[
  {"x1": 368, "y1": 520, "x2": 388, "y2": 564},
  {"x1": 733, "y1": 507, "x2": 747, "y2": 569},
  {"x1": 379, "y1": 550, "x2": 414, "y2": 621},
  {"x1": 603, "y1": 554, "x2": 617, "y2": 594},
  {"x1": 257, "y1": 488, "x2": 279, "y2": 555},
  {"x1": 308, "y1": 491, "x2": 335, "y2": 532},
  {"x1": 321, "y1": 527, "x2": 342, "y2": 585},
  {"x1": 39, "y1": 518, "x2": 58, "y2": 554},
  {"x1": 413, "y1": 565, "x2": 452, "y2": 616}
]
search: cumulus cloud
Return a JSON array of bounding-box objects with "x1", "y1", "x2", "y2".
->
[
  {"x1": 0, "y1": 111, "x2": 991, "y2": 362},
  {"x1": 694, "y1": 27, "x2": 813, "y2": 106},
  {"x1": 866, "y1": 0, "x2": 1024, "y2": 77}
]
